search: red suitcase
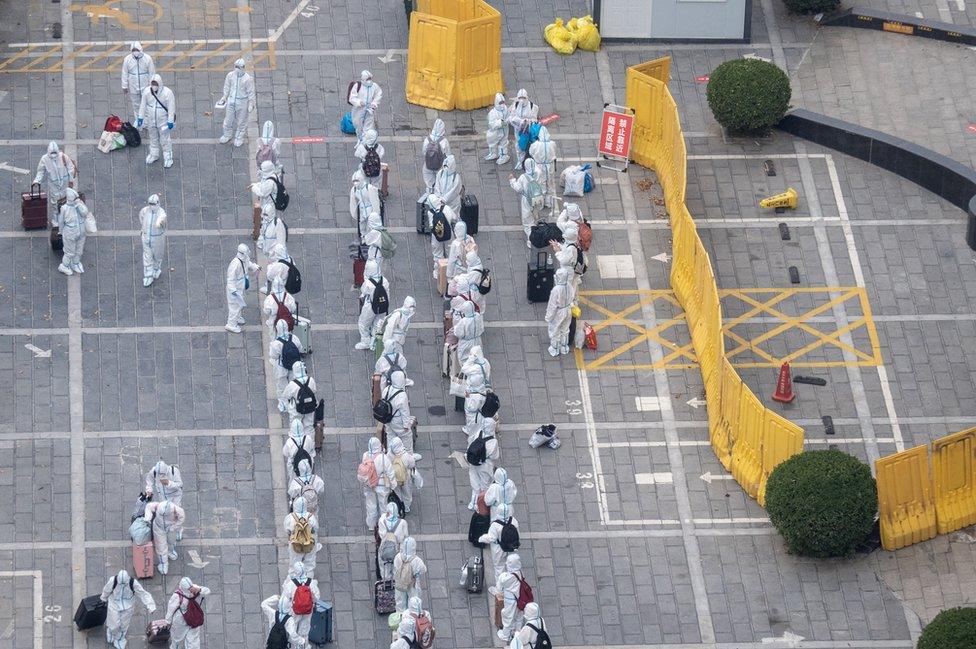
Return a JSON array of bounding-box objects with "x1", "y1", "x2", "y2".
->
[
  {"x1": 21, "y1": 183, "x2": 48, "y2": 230},
  {"x1": 132, "y1": 542, "x2": 154, "y2": 578},
  {"x1": 353, "y1": 257, "x2": 365, "y2": 288}
]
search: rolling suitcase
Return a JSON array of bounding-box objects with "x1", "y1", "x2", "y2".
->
[
  {"x1": 252, "y1": 204, "x2": 262, "y2": 241},
  {"x1": 314, "y1": 399, "x2": 325, "y2": 451},
  {"x1": 416, "y1": 197, "x2": 430, "y2": 234},
  {"x1": 460, "y1": 194, "x2": 479, "y2": 235},
  {"x1": 133, "y1": 542, "x2": 154, "y2": 578},
  {"x1": 494, "y1": 593, "x2": 504, "y2": 629},
  {"x1": 50, "y1": 226, "x2": 63, "y2": 251},
  {"x1": 21, "y1": 183, "x2": 48, "y2": 230},
  {"x1": 462, "y1": 553, "x2": 484, "y2": 593},
  {"x1": 309, "y1": 600, "x2": 333, "y2": 645},
  {"x1": 146, "y1": 620, "x2": 171, "y2": 644},
  {"x1": 353, "y1": 257, "x2": 365, "y2": 288},
  {"x1": 437, "y1": 259, "x2": 448, "y2": 296},
  {"x1": 372, "y1": 373, "x2": 382, "y2": 406},
  {"x1": 527, "y1": 252, "x2": 554, "y2": 303},
  {"x1": 74, "y1": 595, "x2": 107, "y2": 630},
  {"x1": 294, "y1": 316, "x2": 312, "y2": 354},
  {"x1": 374, "y1": 579, "x2": 396, "y2": 615},
  {"x1": 380, "y1": 163, "x2": 389, "y2": 198}
]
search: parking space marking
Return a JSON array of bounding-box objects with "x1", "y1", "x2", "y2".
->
[{"x1": 0, "y1": 571, "x2": 43, "y2": 649}]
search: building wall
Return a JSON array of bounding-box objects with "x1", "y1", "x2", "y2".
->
[{"x1": 593, "y1": 0, "x2": 751, "y2": 41}]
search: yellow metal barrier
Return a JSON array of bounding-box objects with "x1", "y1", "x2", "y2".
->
[
  {"x1": 731, "y1": 388, "x2": 764, "y2": 499},
  {"x1": 757, "y1": 413, "x2": 805, "y2": 507},
  {"x1": 876, "y1": 446, "x2": 938, "y2": 550},
  {"x1": 932, "y1": 427, "x2": 976, "y2": 534},
  {"x1": 406, "y1": 0, "x2": 502, "y2": 110}
]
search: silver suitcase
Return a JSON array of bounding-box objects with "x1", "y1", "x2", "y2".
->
[{"x1": 294, "y1": 316, "x2": 312, "y2": 354}]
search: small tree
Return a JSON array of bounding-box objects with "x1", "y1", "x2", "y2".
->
[
  {"x1": 765, "y1": 450, "x2": 877, "y2": 558},
  {"x1": 917, "y1": 608, "x2": 976, "y2": 649},
  {"x1": 783, "y1": 0, "x2": 841, "y2": 14},
  {"x1": 706, "y1": 58, "x2": 791, "y2": 136}
]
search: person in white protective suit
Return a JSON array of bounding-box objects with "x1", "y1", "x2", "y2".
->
[
  {"x1": 361, "y1": 210, "x2": 387, "y2": 272},
  {"x1": 382, "y1": 296, "x2": 416, "y2": 356},
  {"x1": 375, "y1": 347, "x2": 412, "y2": 392},
  {"x1": 99, "y1": 568, "x2": 156, "y2": 649},
  {"x1": 256, "y1": 120, "x2": 283, "y2": 177},
  {"x1": 283, "y1": 418, "x2": 316, "y2": 474},
  {"x1": 445, "y1": 220, "x2": 474, "y2": 295},
  {"x1": 392, "y1": 537, "x2": 427, "y2": 612},
  {"x1": 484, "y1": 467, "x2": 518, "y2": 522},
  {"x1": 139, "y1": 193, "x2": 167, "y2": 286},
  {"x1": 355, "y1": 128, "x2": 385, "y2": 186},
  {"x1": 426, "y1": 193, "x2": 457, "y2": 278},
  {"x1": 556, "y1": 201, "x2": 584, "y2": 236},
  {"x1": 509, "y1": 89, "x2": 539, "y2": 169},
  {"x1": 361, "y1": 437, "x2": 395, "y2": 530},
  {"x1": 376, "y1": 501, "x2": 408, "y2": 579},
  {"x1": 452, "y1": 300, "x2": 484, "y2": 366},
  {"x1": 509, "y1": 158, "x2": 544, "y2": 247},
  {"x1": 355, "y1": 259, "x2": 390, "y2": 351},
  {"x1": 387, "y1": 435, "x2": 420, "y2": 513},
  {"x1": 137, "y1": 74, "x2": 176, "y2": 167},
  {"x1": 479, "y1": 501, "x2": 518, "y2": 583},
  {"x1": 33, "y1": 141, "x2": 77, "y2": 212},
  {"x1": 269, "y1": 318, "x2": 303, "y2": 412},
  {"x1": 462, "y1": 345, "x2": 492, "y2": 393},
  {"x1": 144, "y1": 460, "x2": 184, "y2": 505},
  {"x1": 145, "y1": 500, "x2": 185, "y2": 575},
  {"x1": 164, "y1": 577, "x2": 210, "y2": 649},
  {"x1": 282, "y1": 360, "x2": 318, "y2": 433},
  {"x1": 121, "y1": 42, "x2": 155, "y2": 121},
  {"x1": 485, "y1": 92, "x2": 511, "y2": 164},
  {"x1": 545, "y1": 267, "x2": 575, "y2": 356},
  {"x1": 263, "y1": 276, "x2": 296, "y2": 336},
  {"x1": 516, "y1": 603, "x2": 548, "y2": 648},
  {"x1": 250, "y1": 161, "x2": 281, "y2": 216},
  {"x1": 349, "y1": 169, "x2": 381, "y2": 242},
  {"x1": 258, "y1": 203, "x2": 288, "y2": 260},
  {"x1": 466, "y1": 416, "x2": 499, "y2": 511},
  {"x1": 385, "y1": 370, "x2": 416, "y2": 453},
  {"x1": 55, "y1": 187, "x2": 94, "y2": 276},
  {"x1": 462, "y1": 370, "x2": 488, "y2": 438},
  {"x1": 261, "y1": 595, "x2": 298, "y2": 649},
  {"x1": 284, "y1": 499, "x2": 322, "y2": 577},
  {"x1": 403, "y1": 596, "x2": 434, "y2": 644},
  {"x1": 264, "y1": 242, "x2": 293, "y2": 295},
  {"x1": 457, "y1": 250, "x2": 487, "y2": 316},
  {"x1": 433, "y1": 154, "x2": 463, "y2": 214},
  {"x1": 552, "y1": 222, "x2": 585, "y2": 297},
  {"x1": 280, "y1": 561, "x2": 321, "y2": 649},
  {"x1": 217, "y1": 58, "x2": 255, "y2": 147},
  {"x1": 288, "y1": 457, "x2": 324, "y2": 513},
  {"x1": 225, "y1": 243, "x2": 258, "y2": 333},
  {"x1": 421, "y1": 119, "x2": 451, "y2": 192},
  {"x1": 494, "y1": 553, "x2": 527, "y2": 641},
  {"x1": 390, "y1": 616, "x2": 416, "y2": 649},
  {"x1": 528, "y1": 125, "x2": 557, "y2": 207},
  {"x1": 349, "y1": 70, "x2": 383, "y2": 140}
]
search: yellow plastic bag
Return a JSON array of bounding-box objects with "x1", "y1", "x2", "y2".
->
[
  {"x1": 544, "y1": 18, "x2": 577, "y2": 55},
  {"x1": 573, "y1": 15, "x2": 601, "y2": 52}
]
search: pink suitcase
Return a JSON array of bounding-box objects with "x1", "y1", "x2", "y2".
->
[{"x1": 133, "y1": 542, "x2": 154, "y2": 578}]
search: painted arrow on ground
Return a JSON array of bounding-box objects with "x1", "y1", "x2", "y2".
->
[
  {"x1": 25, "y1": 344, "x2": 51, "y2": 358},
  {"x1": 377, "y1": 49, "x2": 397, "y2": 64},
  {"x1": 0, "y1": 162, "x2": 30, "y2": 175},
  {"x1": 700, "y1": 471, "x2": 735, "y2": 484},
  {"x1": 651, "y1": 252, "x2": 671, "y2": 263},
  {"x1": 187, "y1": 550, "x2": 210, "y2": 569},
  {"x1": 685, "y1": 397, "x2": 706, "y2": 409}
]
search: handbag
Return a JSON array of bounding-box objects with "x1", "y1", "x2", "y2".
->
[
  {"x1": 449, "y1": 374, "x2": 466, "y2": 397},
  {"x1": 84, "y1": 215, "x2": 98, "y2": 234}
]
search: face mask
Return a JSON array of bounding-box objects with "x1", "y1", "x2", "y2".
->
[
  {"x1": 364, "y1": 80, "x2": 373, "y2": 88},
  {"x1": 151, "y1": 84, "x2": 159, "y2": 91},
  {"x1": 133, "y1": 52, "x2": 142, "y2": 59},
  {"x1": 49, "y1": 152, "x2": 59, "y2": 158},
  {"x1": 236, "y1": 69, "x2": 245, "y2": 76}
]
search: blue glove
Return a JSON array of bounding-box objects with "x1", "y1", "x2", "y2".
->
[
  {"x1": 136, "y1": 118, "x2": 143, "y2": 127},
  {"x1": 167, "y1": 122, "x2": 175, "y2": 131}
]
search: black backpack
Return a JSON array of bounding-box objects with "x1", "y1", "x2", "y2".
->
[
  {"x1": 381, "y1": 353, "x2": 404, "y2": 383},
  {"x1": 372, "y1": 389, "x2": 402, "y2": 424},
  {"x1": 480, "y1": 392, "x2": 500, "y2": 418},
  {"x1": 431, "y1": 208, "x2": 451, "y2": 242},
  {"x1": 294, "y1": 379, "x2": 317, "y2": 414},
  {"x1": 571, "y1": 244, "x2": 588, "y2": 275},
  {"x1": 120, "y1": 122, "x2": 141, "y2": 147},
  {"x1": 465, "y1": 432, "x2": 493, "y2": 466},
  {"x1": 291, "y1": 440, "x2": 313, "y2": 476},
  {"x1": 526, "y1": 623, "x2": 552, "y2": 649},
  {"x1": 271, "y1": 176, "x2": 290, "y2": 211},
  {"x1": 283, "y1": 259, "x2": 302, "y2": 294},
  {"x1": 370, "y1": 279, "x2": 389, "y2": 315},
  {"x1": 476, "y1": 268, "x2": 492, "y2": 295},
  {"x1": 498, "y1": 516, "x2": 521, "y2": 552},
  {"x1": 267, "y1": 612, "x2": 291, "y2": 649},
  {"x1": 529, "y1": 222, "x2": 551, "y2": 249},
  {"x1": 363, "y1": 145, "x2": 381, "y2": 178},
  {"x1": 279, "y1": 335, "x2": 301, "y2": 371},
  {"x1": 402, "y1": 635, "x2": 423, "y2": 649}
]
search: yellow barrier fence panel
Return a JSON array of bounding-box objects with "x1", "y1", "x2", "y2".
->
[
  {"x1": 631, "y1": 56, "x2": 671, "y2": 84},
  {"x1": 932, "y1": 427, "x2": 976, "y2": 534},
  {"x1": 731, "y1": 387, "x2": 764, "y2": 499},
  {"x1": 876, "y1": 446, "x2": 937, "y2": 550},
  {"x1": 757, "y1": 412, "x2": 804, "y2": 507},
  {"x1": 454, "y1": 11, "x2": 503, "y2": 110},
  {"x1": 625, "y1": 63, "x2": 665, "y2": 169},
  {"x1": 406, "y1": 13, "x2": 458, "y2": 110},
  {"x1": 713, "y1": 359, "x2": 741, "y2": 469},
  {"x1": 418, "y1": 0, "x2": 473, "y2": 21}
]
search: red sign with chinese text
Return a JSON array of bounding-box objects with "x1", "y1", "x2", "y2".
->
[{"x1": 598, "y1": 110, "x2": 634, "y2": 159}]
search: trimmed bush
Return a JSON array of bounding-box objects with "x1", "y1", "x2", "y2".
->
[
  {"x1": 765, "y1": 450, "x2": 877, "y2": 558},
  {"x1": 706, "y1": 58, "x2": 791, "y2": 135},
  {"x1": 783, "y1": 0, "x2": 841, "y2": 14},
  {"x1": 917, "y1": 607, "x2": 976, "y2": 649}
]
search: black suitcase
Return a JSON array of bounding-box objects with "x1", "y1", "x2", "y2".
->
[
  {"x1": 416, "y1": 198, "x2": 430, "y2": 234},
  {"x1": 463, "y1": 553, "x2": 484, "y2": 593},
  {"x1": 74, "y1": 595, "x2": 107, "y2": 630},
  {"x1": 460, "y1": 193, "x2": 479, "y2": 235},
  {"x1": 455, "y1": 395, "x2": 464, "y2": 412},
  {"x1": 527, "y1": 251, "x2": 555, "y2": 303},
  {"x1": 50, "y1": 226, "x2": 63, "y2": 251},
  {"x1": 309, "y1": 600, "x2": 333, "y2": 644}
]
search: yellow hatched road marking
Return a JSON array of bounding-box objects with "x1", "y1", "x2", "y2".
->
[
  {"x1": 18, "y1": 45, "x2": 62, "y2": 72},
  {"x1": 0, "y1": 45, "x2": 39, "y2": 71},
  {"x1": 75, "y1": 42, "x2": 125, "y2": 72},
  {"x1": 157, "y1": 42, "x2": 206, "y2": 72}
]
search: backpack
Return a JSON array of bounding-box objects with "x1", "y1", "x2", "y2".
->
[
  {"x1": 578, "y1": 220, "x2": 592, "y2": 251},
  {"x1": 279, "y1": 335, "x2": 301, "y2": 371},
  {"x1": 373, "y1": 389, "x2": 402, "y2": 424},
  {"x1": 256, "y1": 141, "x2": 276, "y2": 167},
  {"x1": 291, "y1": 442, "x2": 313, "y2": 477},
  {"x1": 178, "y1": 592, "x2": 205, "y2": 629},
  {"x1": 291, "y1": 578, "x2": 314, "y2": 615},
  {"x1": 104, "y1": 115, "x2": 123, "y2": 132},
  {"x1": 515, "y1": 574, "x2": 534, "y2": 611},
  {"x1": 476, "y1": 268, "x2": 492, "y2": 295},
  {"x1": 529, "y1": 221, "x2": 554, "y2": 249},
  {"x1": 363, "y1": 144, "x2": 382, "y2": 177},
  {"x1": 290, "y1": 477, "x2": 318, "y2": 511},
  {"x1": 388, "y1": 490, "x2": 406, "y2": 517},
  {"x1": 357, "y1": 456, "x2": 379, "y2": 488},
  {"x1": 271, "y1": 176, "x2": 290, "y2": 211},
  {"x1": 293, "y1": 379, "x2": 317, "y2": 414},
  {"x1": 283, "y1": 259, "x2": 302, "y2": 294},
  {"x1": 267, "y1": 612, "x2": 290, "y2": 649},
  {"x1": 379, "y1": 229, "x2": 397, "y2": 258},
  {"x1": 380, "y1": 353, "x2": 404, "y2": 383},
  {"x1": 480, "y1": 392, "x2": 500, "y2": 418},
  {"x1": 112, "y1": 575, "x2": 135, "y2": 595},
  {"x1": 273, "y1": 295, "x2": 295, "y2": 331},
  {"x1": 570, "y1": 244, "x2": 588, "y2": 275},
  {"x1": 465, "y1": 432, "x2": 493, "y2": 466},
  {"x1": 498, "y1": 517, "x2": 520, "y2": 552},
  {"x1": 370, "y1": 279, "x2": 389, "y2": 315},
  {"x1": 401, "y1": 635, "x2": 423, "y2": 649},
  {"x1": 120, "y1": 122, "x2": 141, "y2": 147},
  {"x1": 424, "y1": 139, "x2": 445, "y2": 171},
  {"x1": 392, "y1": 455, "x2": 408, "y2": 487},
  {"x1": 525, "y1": 176, "x2": 544, "y2": 207},
  {"x1": 526, "y1": 623, "x2": 552, "y2": 649},
  {"x1": 378, "y1": 531, "x2": 399, "y2": 563},
  {"x1": 395, "y1": 558, "x2": 415, "y2": 591},
  {"x1": 289, "y1": 514, "x2": 315, "y2": 553},
  {"x1": 414, "y1": 613, "x2": 436, "y2": 649},
  {"x1": 430, "y1": 208, "x2": 451, "y2": 242}
]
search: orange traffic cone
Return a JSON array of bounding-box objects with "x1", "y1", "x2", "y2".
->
[{"x1": 772, "y1": 362, "x2": 795, "y2": 403}]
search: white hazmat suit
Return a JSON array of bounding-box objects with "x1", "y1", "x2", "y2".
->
[
  {"x1": 361, "y1": 437, "x2": 395, "y2": 529},
  {"x1": 433, "y1": 154, "x2": 463, "y2": 215},
  {"x1": 55, "y1": 188, "x2": 93, "y2": 275},
  {"x1": 144, "y1": 460, "x2": 184, "y2": 505},
  {"x1": 392, "y1": 537, "x2": 427, "y2": 612},
  {"x1": 356, "y1": 260, "x2": 390, "y2": 351},
  {"x1": 452, "y1": 300, "x2": 485, "y2": 365},
  {"x1": 479, "y1": 502, "x2": 518, "y2": 582},
  {"x1": 33, "y1": 141, "x2": 76, "y2": 206},
  {"x1": 385, "y1": 370, "x2": 415, "y2": 453},
  {"x1": 387, "y1": 436, "x2": 420, "y2": 513},
  {"x1": 139, "y1": 194, "x2": 167, "y2": 286},
  {"x1": 494, "y1": 554, "x2": 526, "y2": 641},
  {"x1": 137, "y1": 74, "x2": 176, "y2": 167},
  {"x1": 164, "y1": 577, "x2": 209, "y2": 649},
  {"x1": 226, "y1": 244, "x2": 258, "y2": 333},
  {"x1": 485, "y1": 92, "x2": 511, "y2": 164},
  {"x1": 350, "y1": 70, "x2": 382, "y2": 140},
  {"x1": 546, "y1": 267, "x2": 574, "y2": 356},
  {"x1": 484, "y1": 467, "x2": 518, "y2": 521},
  {"x1": 99, "y1": 569, "x2": 156, "y2": 649},
  {"x1": 377, "y1": 502, "x2": 408, "y2": 579},
  {"x1": 282, "y1": 360, "x2": 317, "y2": 433},
  {"x1": 121, "y1": 42, "x2": 155, "y2": 120},
  {"x1": 382, "y1": 296, "x2": 416, "y2": 355},
  {"x1": 467, "y1": 417, "x2": 499, "y2": 510},
  {"x1": 285, "y1": 498, "x2": 322, "y2": 576},
  {"x1": 280, "y1": 561, "x2": 321, "y2": 649},
  {"x1": 509, "y1": 158, "x2": 544, "y2": 245},
  {"x1": 350, "y1": 170, "x2": 381, "y2": 241},
  {"x1": 145, "y1": 500, "x2": 185, "y2": 575},
  {"x1": 217, "y1": 58, "x2": 255, "y2": 146},
  {"x1": 269, "y1": 319, "x2": 303, "y2": 411},
  {"x1": 421, "y1": 119, "x2": 451, "y2": 191},
  {"x1": 528, "y1": 125, "x2": 557, "y2": 207}
]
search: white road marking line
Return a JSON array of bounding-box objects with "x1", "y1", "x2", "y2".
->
[
  {"x1": 0, "y1": 161, "x2": 29, "y2": 174},
  {"x1": 935, "y1": 0, "x2": 953, "y2": 22},
  {"x1": 634, "y1": 472, "x2": 674, "y2": 485},
  {"x1": 578, "y1": 369, "x2": 612, "y2": 525},
  {"x1": 635, "y1": 396, "x2": 664, "y2": 411},
  {"x1": 268, "y1": 0, "x2": 312, "y2": 42},
  {"x1": 0, "y1": 570, "x2": 43, "y2": 649},
  {"x1": 596, "y1": 254, "x2": 636, "y2": 279}
]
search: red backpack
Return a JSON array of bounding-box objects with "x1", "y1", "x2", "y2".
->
[
  {"x1": 104, "y1": 115, "x2": 123, "y2": 132},
  {"x1": 414, "y1": 613, "x2": 435, "y2": 649},
  {"x1": 178, "y1": 592, "x2": 205, "y2": 628},
  {"x1": 292, "y1": 578, "x2": 313, "y2": 615},
  {"x1": 273, "y1": 295, "x2": 295, "y2": 331},
  {"x1": 515, "y1": 574, "x2": 534, "y2": 611}
]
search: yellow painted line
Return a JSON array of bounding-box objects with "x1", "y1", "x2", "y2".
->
[
  {"x1": 75, "y1": 42, "x2": 125, "y2": 72},
  {"x1": 187, "y1": 41, "x2": 235, "y2": 70},
  {"x1": 0, "y1": 45, "x2": 38, "y2": 72},
  {"x1": 157, "y1": 42, "x2": 206, "y2": 71},
  {"x1": 18, "y1": 45, "x2": 63, "y2": 72},
  {"x1": 39, "y1": 42, "x2": 95, "y2": 73}
]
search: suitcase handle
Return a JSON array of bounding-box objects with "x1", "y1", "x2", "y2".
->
[
  {"x1": 535, "y1": 251, "x2": 547, "y2": 268},
  {"x1": 30, "y1": 182, "x2": 42, "y2": 198}
]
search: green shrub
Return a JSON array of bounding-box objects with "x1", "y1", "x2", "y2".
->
[
  {"x1": 917, "y1": 608, "x2": 976, "y2": 649},
  {"x1": 765, "y1": 450, "x2": 877, "y2": 558},
  {"x1": 783, "y1": 0, "x2": 841, "y2": 14},
  {"x1": 705, "y1": 58, "x2": 791, "y2": 135}
]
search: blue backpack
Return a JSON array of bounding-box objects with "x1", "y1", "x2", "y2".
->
[
  {"x1": 518, "y1": 122, "x2": 543, "y2": 152},
  {"x1": 341, "y1": 112, "x2": 356, "y2": 135}
]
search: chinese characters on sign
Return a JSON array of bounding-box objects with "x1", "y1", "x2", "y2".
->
[{"x1": 599, "y1": 109, "x2": 633, "y2": 159}]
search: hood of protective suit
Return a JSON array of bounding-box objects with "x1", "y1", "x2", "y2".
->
[
  {"x1": 148, "y1": 193, "x2": 160, "y2": 206},
  {"x1": 523, "y1": 158, "x2": 538, "y2": 177},
  {"x1": 390, "y1": 370, "x2": 407, "y2": 390},
  {"x1": 363, "y1": 129, "x2": 378, "y2": 146},
  {"x1": 368, "y1": 437, "x2": 382, "y2": 455},
  {"x1": 537, "y1": 125, "x2": 551, "y2": 142},
  {"x1": 385, "y1": 501, "x2": 399, "y2": 525},
  {"x1": 65, "y1": 187, "x2": 79, "y2": 204},
  {"x1": 271, "y1": 242, "x2": 288, "y2": 261},
  {"x1": 453, "y1": 220, "x2": 467, "y2": 240},
  {"x1": 290, "y1": 419, "x2": 304, "y2": 439},
  {"x1": 260, "y1": 160, "x2": 277, "y2": 179},
  {"x1": 402, "y1": 536, "x2": 416, "y2": 559},
  {"x1": 408, "y1": 596, "x2": 422, "y2": 616},
  {"x1": 442, "y1": 154, "x2": 457, "y2": 173},
  {"x1": 361, "y1": 69, "x2": 373, "y2": 83},
  {"x1": 352, "y1": 169, "x2": 367, "y2": 187},
  {"x1": 460, "y1": 301, "x2": 475, "y2": 318},
  {"x1": 494, "y1": 467, "x2": 508, "y2": 485},
  {"x1": 47, "y1": 141, "x2": 60, "y2": 155},
  {"x1": 523, "y1": 602, "x2": 540, "y2": 621},
  {"x1": 234, "y1": 57, "x2": 246, "y2": 73},
  {"x1": 364, "y1": 259, "x2": 381, "y2": 280},
  {"x1": 505, "y1": 553, "x2": 522, "y2": 573},
  {"x1": 292, "y1": 360, "x2": 307, "y2": 381},
  {"x1": 150, "y1": 73, "x2": 162, "y2": 89},
  {"x1": 397, "y1": 617, "x2": 416, "y2": 638},
  {"x1": 426, "y1": 194, "x2": 444, "y2": 210},
  {"x1": 271, "y1": 276, "x2": 286, "y2": 298},
  {"x1": 563, "y1": 202, "x2": 583, "y2": 223},
  {"x1": 152, "y1": 460, "x2": 174, "y2": 479},
  {"x1": 289, "y1": 560, "x2": 306, "y2": 580},
  {"x1": 179, "y1": 577, "x2": 193, "y2": 592},
  {"x1": 237, "y1": 243, "x2": 250, "y2": 259},
  {"x1": 494, "y1": 92, "x2": 507, "y2": 110},
  {"x1": 389, "y1": 436, "x2": 405, "y2": 455},
  {"x1": 296, "y1": 458, "x2": 313, "y2": 480},
  {"x1": 116, "y1": 568, "x2": 131, "y2": 584},
  {"x1": 563, "y1": 223, "x2": 579, "y2": 243},
  {"x1": 469, "y1": 346, "x2": 484, "y2": 361},
  {"x1": 292, "y1": 496, "x2": 309, "y2": 518},
  {"x1": 495, "y1": 502, "x2": 511, "y2": 521},
  {"x1": 430, "y1": 118, "x2": 446, "y2": 141},
  {"x1": 467, "y1": 372, "x2": 485, "y2": 392},
  {"x1": 516, "y1": 88, "x2": 528, "y2": 100},
  {"x1": 130, "y1": 41, "x2": 142, "y2": 52},
  {"x1": 482, "y1": 417, "x2": 498, "y2": 437},
  {"x1": 261, "y1": 120, "x2": 275, "y2": 145}
]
